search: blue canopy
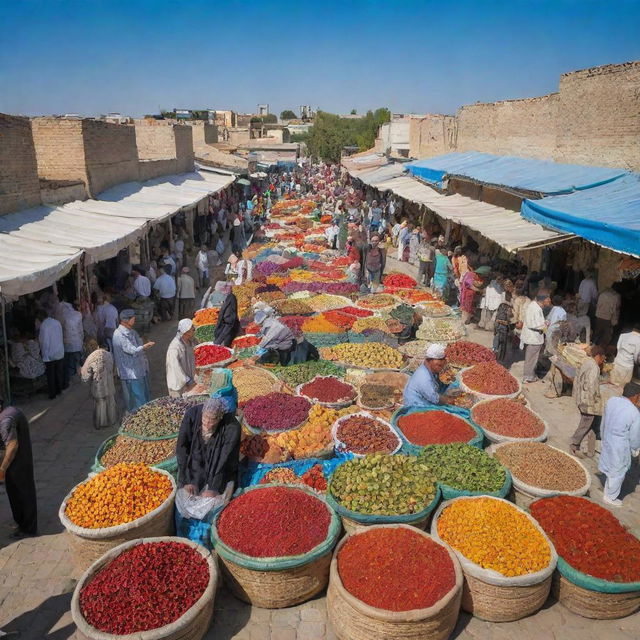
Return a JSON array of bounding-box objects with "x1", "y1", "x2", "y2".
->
[
  {"x1": 406, "y1": 151, "x2": 627, "y2": 195},
  {"x1": 521, "y1": 174, "x2": 640, "y2": 257}
]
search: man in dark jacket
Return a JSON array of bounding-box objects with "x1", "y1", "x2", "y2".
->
[
  {"x1": 177, "y1": 397, "x2": 240, "y2": 496},
  {"x1": 214, "y1": 285, "x2": 240, "y2": 347}
]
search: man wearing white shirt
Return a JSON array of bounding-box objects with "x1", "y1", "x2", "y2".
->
[
  {"x1": 545, "y1": 295, "x2": 567, "y2": 355},
  {"x1": 521, "y1": 293, "x2": 550, "y2": 383},
  {"x1": 131, "y1": 267, "x2": 151, "y2": 298},
  {"x1": 154, "y1": 265, "x2": 177, "y2": 321},
  {"x1": 95, "y1": 294, "x2": 118, "y2": 349},
  {"x1": 577, "y1": 271, "x2": 598, "y2": 317},
  {"x1": 37, "y1": 310, "x2": 65, "y2": 399},
  {"x1": 59, "y1": 302, "x2": 84, "y2": 387},
  {"x1": 478, "y1": 275, "x2": 505, "y2": 331},
  {"x1": 611, "y1": 325, "x2": 640, "y2": 386}
]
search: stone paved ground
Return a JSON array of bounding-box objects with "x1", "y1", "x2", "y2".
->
[{"x1": 0, "y1": 255, "x2": 638, "y2": 639}]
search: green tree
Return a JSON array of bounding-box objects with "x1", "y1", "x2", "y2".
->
[
  {"x1": 350, "y1": 109, "x2": 357, "y2": 115},
  {"x1": 280, "y1": 110, "x2": 297, "y2": 120}
]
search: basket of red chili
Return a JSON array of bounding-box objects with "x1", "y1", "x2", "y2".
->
[
  {"x1": 472, "y1": 398, "x2": 548, "y2": 443},
  {"x1": 530, "y1": 496, "x2": 640, "y2": 619},
  {"x1": 72, "y1": 537, "x2": 217, "y2": 640},
  {"x1": 296, "y1": 375, "x2": 356, "y2": 408},
  {"x1": 211, "y1": 484, "x2": 341, "y2": 608},
  {"x1": 458, "y1": 362, "x2": 521, "y2": 400},
  {"x1": 392, "y1": 406, "x2": 484, "y2": 455},
  {"x1": 194, "y1": 342, "x2": 235, "y2": 369},
  {"x1": 327, "y1": 525, "x2": 462, "y2": 640}
]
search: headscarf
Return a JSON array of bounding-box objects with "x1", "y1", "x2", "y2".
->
[{"x1": 202, "y1": 397, "x2": 225, "y2": 442}]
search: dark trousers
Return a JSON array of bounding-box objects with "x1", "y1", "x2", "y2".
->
[
  {"x1": 178, "y1": 298, "x2": 195, "y2": 320},
  {"x1": 45, "y1": 359, "x2": 64, "y2": 399},
  {"x1": 6, "y1": 449, "x2": 38, "y2": 534},
  {"x1": 418, "y1": 260, "x2": 433, "y2": 286},
  {"x1": 63, "y1": 351, "x2": 82, "y2": 388},
  {"x1": 593, "y1": 318, "x2": 613, "y2": 347},
  {"x1": 571, "y1": 412, "x2": 598, "y2": 456},
  {"x1": 159, "y1": 297, "x2": 175, "y2": 321}
]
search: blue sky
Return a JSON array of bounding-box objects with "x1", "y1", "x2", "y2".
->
[{"x1": 1, "y1": 0, "x2": 639, "y2": 118}]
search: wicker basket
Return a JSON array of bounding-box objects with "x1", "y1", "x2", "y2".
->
[
  {"x1": 551, "y1": 571, "x2": 640, "y2": 619},
  {"x1": 71, "y1": 536, "x2": 217, "y2": 640},
  {"x1": 327, "y1": 524, "x2": 462, "y2": 640},
  {"x1": 59, "y1": 469, "x2": 177, "y2": 574}
]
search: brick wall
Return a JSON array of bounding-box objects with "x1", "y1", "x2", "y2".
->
[
  {"x1": 0, "y1": 114, "x2": 42, "y2": 215},
  {"x1": 134, "y1": 120, "x2": 176, "y2": 160},
  {"x1": 555, "y1": 62, "x2": 640, "y2": 171},
  {"x1": 173, "y1": 125, "x2": 195, "y2": 174},
  {"x1": 139, "y1": 159, "x2": 178, "y2": 181},
  {"x1": 409, "y1": 114, "x2": 456, "y2": 159},
  {"x1": 191, "y1": 122, "x2": 218, "y2": 146}
]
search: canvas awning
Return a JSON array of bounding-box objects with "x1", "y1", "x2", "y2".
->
[
  {"x1": 376, "y1": 176, "x2": 571, "y2": 252},
  {"x1": 352, "y1": 163, "x2": 406, "y2": 187}
]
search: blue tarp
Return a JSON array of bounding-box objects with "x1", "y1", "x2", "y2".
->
[
  {"x1": 406, "y1": 152, "x2": 628, "y2": 195},
  {"x1": 521, "y1": 174, "x2": 640, "y2": 257}
]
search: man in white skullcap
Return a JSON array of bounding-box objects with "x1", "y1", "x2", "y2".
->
[
  {"x1": 403, "y1": 344, "x2": 455, "y2": 407},
  {"x1": 165, "y1": 318, "x2": 196, "y2": 397}
]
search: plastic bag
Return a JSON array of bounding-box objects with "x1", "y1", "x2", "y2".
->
[{"x1": 175, "y1": 482, "x2": 234, "y2": 520}]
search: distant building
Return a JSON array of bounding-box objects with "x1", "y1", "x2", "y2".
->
[
  {"x1": 299, "y1": 105, "x2": 315, "y2": 120},
  {"x1": 213, "y1": 110, "x2": 237, "y2": 128},
  {"x1": 257, "y1": 104, "x2": 270, "y2": 116}
]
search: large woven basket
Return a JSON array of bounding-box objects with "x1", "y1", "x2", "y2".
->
[
  {"x1": 327, "y1": 524, "x2": 462, "y2": 640},
  {"x1": 59, "y1": 469, "x2": 176, "y2": 574},
  {"x1": 71, "y1": 536, "x2": 217, "y2": 640},
  {"x1": 551, "y1": 571, "x2": 640, "y2": 619}
]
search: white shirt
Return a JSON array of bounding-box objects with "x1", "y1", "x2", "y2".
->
[
  {"x1": 39, "y1": 317, "x2": 65, "y2": 362},
  {"x1": 154, "y1": 273, "x2": 177, "y2": 298},
  {"x1": 546, "y1": 305, "x2": 567, "y2": 330},
  {"x1": 595, "y1": 289, "x2": 621, "y2": 325},
  {"x1": 481, "y1": 280, "x2": 506, "y2": 311},
  {"x1": 96, "y1": 302, "x2": 118, "y2": 330},
  {"x1": 614, "y1": 331, "x2": 640, "y2": 370},
  {"x1": 578, "y1": 278, "x2": 598, "y2": 306},
  {"x1": 166, "y1": 334, "x2": 196, "y2": 393},
  {"x1": 521, "y1": 301, "x2": 546, "y2": 346},
  {"x1": 196, "y1": 251, "x2": 209, "y2": 272},
  {"x1": 62, "y1": 309, "x2": 84, "y2": 352},
  {"x1": 133, "y1": 275, "x2": 151, "y2": 297}
]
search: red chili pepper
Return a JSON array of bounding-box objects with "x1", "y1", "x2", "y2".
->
[
  {"x1": 462, "y1": 362, "x2": 519, "y2": 395},
  {"x1": 445, "y1": 341, "x2": 496, "y2": 366},
  {"x1": 382, "y1": 274, "x2": 417, "y2": 288},
  {"x1": 397, "y1": 411, "x2": 475, "y2": 446},
  {"x1": 194, "y1": 344, "x2": 232, "y2": 366},
  {"x1": 473, "y1": 398, "x2": 544, "y2": 438}
]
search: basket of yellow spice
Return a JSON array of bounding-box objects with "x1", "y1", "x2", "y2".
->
[
  {"x1": 59, "y1": 463, "x2": 176, "y2": 574},
  {"x1": 431, "y1": 496, "x2": 557, "y2": 622}
]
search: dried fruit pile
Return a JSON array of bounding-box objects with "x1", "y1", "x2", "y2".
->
[
  {"x1": 320, "y1": 309, "x2": 357, "y2": 330},
  {"x1": 258, "y1": 464, "x2": 328, "y2": 492},
  {"x1": 232, "y1": 335, "x2": 260, "y2": 349},
  {"x1": 322, "y1": 342, "x2": 403, "y2": 369},
  {"x1": 338, "y1": 527, "x2": 456, "y2": 611},
  {"x1": 357, "y1": 294, "x2": 397, "y2": 309},
  {"x1": 336, "y1": 414, "x2": 399, "y2": 455},
  {"x1": 260, "y1": 468, "x2": 299, "y2": 485},
  {"x1": 359, "y1": 383, "x2": 394, "y2": 409},
  {"x1": 218, "y1": 486, "x2": 331, "y2": 557},
  {"x1": 493, "y1": 442, "x2": 587, "y2": 492},
  {"x1": 121, "y1": 397, "x2": 204, "y2": 438},
  {"x1": 419, "y1": 443, "x2": 506, "y2": 493},
  {"x1": 240, "y1": 434, "x2": 289, "y2": 464},
  {"x1": 301, "y1": 464, "x2": 328, "y2": 492},
  {"x1": 299, "y1": 376, "x2": 355, "y2": 404},
  {"x1": 272, "y1": 298, "x2": 314, "y2": 315},
  {"x1": 279, "y1": 315, "x2": 306, "y2": 337},
  {"x1": 530, "y1": 496, "x2": 640, "y2": 582},
  {"x1": 232, "y1": 366, "x2": 278, "y2": 404},
  {"x1": 330, "y1": 454, "x2": 437, "y2": 516},
  {"x1": 382, "y1": 273, "x2": 417, "y2": 288},
  {"x1": 99, "y1": 436, "x2": 176, "y2": 468},
  {"x1": 397, "y1": 410, "x2": 476, "y2": 446},
  {"x1": 472, "y1": 398, "x2": 545, "y2": 439},
  {"x1": 338, "y1": 306, "x2": 374, "y2": 318},
  {"x1": 461, "y1": 362, "x2": 519, "y2": 395},
  {"x1": 193, "y1": 307, "x2": 219, "y2": 327},
  {"x1": 195, "y1": 344, "x2": 233, "y2": 367},
  {"x1": 64, "y1": 463, "x2": 172, "y2": 529},
  {"x1": 437, "y1": 497, "x2": 551, "y2": 577},
  {"x1": 351, "y1": 316, "x2": 390, "y2": 333},
  {"x1": 243, "y1": 392, "x2": 311, "y2": 432},
  {"x1": 194, "y1": 324, "x2": 216, "y2": 344},
  {"x1": 305, "y1": 293, "x2": 352, "y2": 312},
  {"x1": 445, "y1": 341, "x2": 496, "y2": 366},
  {"x1": 301, "y1": 314, "x2": 343, "y2": 333},
  {"x1": 80, "y1": 541, "x2": 208, "y2": 634}
]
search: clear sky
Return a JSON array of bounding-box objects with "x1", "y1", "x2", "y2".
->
[{"x1": 1, "y1": 0, "x2": 639, "y2": 118}]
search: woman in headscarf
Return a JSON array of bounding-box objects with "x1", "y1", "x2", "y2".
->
[
  {"x1": 254, "y1": 309, "x2": 297, "y2": 365},
  {"x1": 459, "y1": 259, "x2": 485, "y2": 324},
  {"x1": 214, "y1": 284, "x2": 240, "y2": 347},
  {"x1": 80, "y1": 339, "x2": 118, "y2": 429},
  {"x1": 433, "y1": 246, "x2": 454, "y2": 300},
  {"x1": 177, "y1": 397, "x2": 241, "y2": 498}
]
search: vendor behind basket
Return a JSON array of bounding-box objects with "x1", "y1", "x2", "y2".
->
[{"x1": 403, "y1": 343, "x2": 455, "y2": 407}]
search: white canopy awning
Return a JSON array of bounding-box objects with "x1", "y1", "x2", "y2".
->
[
  {"x1": 376, "y1": 176, "x2": 572, "y2": 252},
  {"x1": 0, "y1": 171, "x2": 235, "y2": 297}
]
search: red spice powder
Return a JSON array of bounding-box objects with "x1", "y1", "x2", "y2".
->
[
  {"x1": 397, "y1": 411, "x2": 475, "y2": 446},
  {"x1": 80, "y1": 542, "x2": 209, "y2": 634},
  {"x1": 473, "y1": 398, "x2": 544, "y2": 438},
  {"x1": 218, "y1": 486, "x2": 331, "y2": 557},
  {"x1": 531, "y1": 496, "x2": 640, "y2": 583},
  {"x1": 461, "y1": 362, "x2": 519, "y2": 395},
  {"x1": 300, "y1": 376, "x2": 355, "y2": 403},
  {"x1": 338, "y1": 527, "x2": 456, "y2": 611}
]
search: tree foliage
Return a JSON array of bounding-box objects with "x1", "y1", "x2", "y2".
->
[
  {"x1": 280, "y1": 110, "x2": 297, "y2": 120},
  {"x1": 304, "y1": 108, "x2": 391, "y2": 163}
]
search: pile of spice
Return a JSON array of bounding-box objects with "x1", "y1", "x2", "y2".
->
[
  {"x1": 279, "y1": 315, "x2": 306, "y2": 337},
  {"x1": 330, "y1": 454, "x2": 437, "y2": 516},
  {"x1": 258, "y1": 464, "x2": 328, "y2": 492},
  {"x1": 322, "y1": 342, "x2": 404, "y2": 369},
  {"x1": 193, "y1": 308, "x2": 219, "y2": 327},
  {"x1": 271, "y1": 360, "x2": 345, "y2": 386},
  {"x1": 121, "y1": 396, "x2": 204, "y2": 438},
  {"x1": 194, "y1": 344, "x2": 233, "y2": 367},
  {"x1": 301, "y1": 315, "x2": 343, "y2": 333},
  {"x1": 259, "y1": 467, "x2": 299, "y2": 485},
  {"x1": 530, "y1": 496, "x2": 640, "y2": 583},
  {"x1": 382, "y1": 273, "x2": 417, "y2": 289},
  {"x1": 472, "y1": 399, "x2": 545, "y2": 439},
  {"x1": 437, "y1": 497, "x2": 551, "y2": 577},
  {"x1": 79, "y1": 541, "x2": 209, "y2": 634},
  {"x1": 272, "y1": 298, "x2": 314, "y2": 315},
  {"x1": 417, "y1": 317, "x2": 464, "y2": 342},
  {"x1": 419, "y1": 443, "x2": 506, "y2": 493},
  {"x1": 232, "y1": 366, "x2": 279, "y2": 404},
  {"x1": 351, "y1": 316, "x2": 390, "y2": 333},
  {"x1": 99, "y1": 436, "x2": 176, "y2": 468},
  {"x1": 493, "y1": 442, "x2": 588, "y2": 492},
  {"x1": 335, "y1": 414, "x2": 400, "y2": 455},
  {"x1": 64, "y1": 463, "x2": 172, "y2": 529},
  {"x1": 240, "y1": 434, "x2": 289, "y2": 464},
  {"x1": 217, "y1": 486, "x2": 331, "y2": 557},
  {"x1": 338, "y1": 306, "x2": 374, "y2": 318},
  {"x1": 338, "y1": 527, "x2": 456, "y2": 611},
  {"x1": 357, "y1": 294, "x2": 397, "y2": 310},
  {"x1": 389, "y1": 303, "x2": 416, "y2": 326},
  {"x1": 243, "y1": 392, "x2": 311, "y2": 432},
  {"x1": 321, "y1": 309, "x2": 357, "y2": 330},
  {"x1": 194, "y1": 324, "x2": 216, "y2": 344},
  {"x1": 359, "y1": 383, "x2": 394, "y2": 409},
  {"x1": 461, "y1": 362, "x2": 519, "y2": 395},
  {"x1": 232, "y1": 335, "x2": 261, "y2": 349},
  {"x1": 445, "y1": 341, "x2": 496, "y2": 367},
  {"x1": 396, "y1": 410, "x2": 477, "y2": 446},
  {"x1": 305, "y1": 293, "x2": 352, "y2": 312},
  {"x1": 299, "y1": 376, "x2": 355, "y2": 404}
]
